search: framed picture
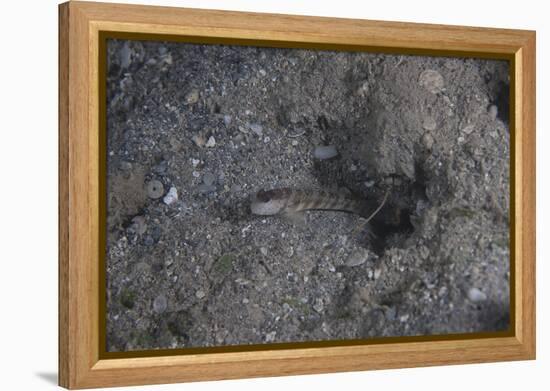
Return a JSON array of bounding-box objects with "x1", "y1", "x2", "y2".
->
[{"x1": 59, "y1": 1, "x2": 536, "y2": 389}]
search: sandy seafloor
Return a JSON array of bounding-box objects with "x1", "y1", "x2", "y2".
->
[{"x1": 105, "y1": 39, "x2": 510, "y2": 352}]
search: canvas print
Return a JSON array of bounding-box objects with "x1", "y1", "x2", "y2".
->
[{"x1": 105, "y1": 39, "x2": 510, "y2": 352}]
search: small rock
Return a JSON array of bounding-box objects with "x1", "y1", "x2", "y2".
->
[
  {"x1": 399, "y1": 314, "x2": 410, "y2": 322},
  {"x1": 462, "y1": 124, "x2": 475, "y2": 134},
  {"x1": 291, "y1": 140, "x2": 298, "y2": 146},
  {"x1": 467, "y1": 287, "x2": 487, "y2": 302},
  {"x1": 203, "y1": 172, "x2": 216, "y2": 186},
  {"x1": 422, "y1": 116, "x2": 437, "y2": 131},
  {"x1": 419, "y1": 69, "x2": 444, "y2": 94},
  {"x1": 164, "y1": 53, "x2": 173, "y2": 65},
  {"x1": 131, "y1": 216, "x2": 147, "y2": 235},
  {"x1": 191, "y1": 158, "x2": 200, "y2": 167},
  {"x1": 346, "y1": 248, "x2": 369, "y2": 267},
  {"x1": 185, "y1": 89, "x2": 199, "y2": 105},
  {"x1": 313, "y1": 298, "x2": 324, "y2": 313},
  {"x1": 120, "y1": 161, "x2": 132, "y2": 171},
  {"x1": 374, "y1": 268, "x2": 382, "y2": 280},
  {"x1": 192, "y1": 134, "x2": 205, "y2": 147},
  {"x1": 119, "y1": 41, "x2": 132, "y2": 69},
  {"x1": 314, "y1": 145, "x2": 338, "y2": 160},
  {"x1": 419, "y1": 246, "x2": 430, "y2": 260},
  {"x1": 263, "y1": 136, "x2": 270, "y2": 143},
  {"x1": 488, "y1": 105, "x2": 498, "y2": 120},
  {"x1": 265, "y1": 331, "x2": 277, "y2": 342},
  {"x1": 205, "y1": 136, "x2": 216, "y2": 148},
  {"x1": 153, "y1": 295, "x2": 167, "y2": 314},
  {"x1": 163, "y1": 186, "x2": 178, "y2": 205},
  {"x1": 153, "y1": 160, "x2": 167, "y2": 174},
  {"x1": 195, "y1": 289, "x2": 206, "y2": 299},
  {"x1": 249, "y1": 123, "x2": 263, "y2": 136},
  {"x1": 421, "y1": 133, "x2": 434, "y2": 150},
  {"x1": 260, "y1": 247, "x2": 268, "y2": 256},
  {"x1": 223, "y1": 115, "x2": 232, "y2": 126},
  {"x1": 385, "y1": 307, "x2": 397, "y2": 321},
  {"x1": 146, "y1": 180, "x2": 164, "y2": 199},
  {"x1": 169, "y1": 137, "x2": 181, "y2": 150},
  {"x1": 197, "y1": 184, "x2": 216, "y2": 194}
]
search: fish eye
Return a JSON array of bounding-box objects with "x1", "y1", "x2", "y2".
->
[{"x1": 256, "y1": 190, "x2": 271, "y2": 203}]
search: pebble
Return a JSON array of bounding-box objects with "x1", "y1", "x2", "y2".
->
[
  {"x1": 419, "y1": 69, "x2": 444, "y2": 94},
  {"x1": 488, "y1": 105, "x2": 498, "y2": 120},
  {"x1": 153, "y1": 295, "x2": 167, "y2": 314},
  {"x1": 169, "y1": 136, "x2": 181, "y2": 150},
  {"x1": 191, "y1": 158, "x2": 200, "y2": 167},
  {"x1": 120, "y1": 161, "x2": 132, "y2": 171},
  {"x1": 146, "y1": 180, "x2": 164, "y2": 199},
  {"x1": 185, "y1": 89, "x2": 199, "y2": 105},
  {"x1": 249, "y1": 123, "x2": 263, "y2": 136},
  {"x1": 385, "y1": 307, "x2": 397, "y2": 321},
  {"x1": 163, "y1": 186, "x2": 178, "y2": 205},
  {"x1": 203, "y1": 172, "x2": 216, "y2": 186},
  {"x1": 153, "y1": 160, "x2": 167, "y2": 174},
  {"x1": 314, "y1": 145, "x2": 338, "y2": 160},
  {"x1": 374, "y1": 268, "x2": 382, "y2": 280},
  {"x1": 399, "y1": 314, "x2": 410, "y2": 322},
  {"x1": 119, "y1": 41, "x2": 132, "y2": 69},
  {"x1": 223, "y1": 115, "x2": 232, "y2": 126},
  {"x1": 131, "y1": 216, "x2": 147, "y2": 235},
  {"x1": 265, "y1": 331, "x2": 277, "y2": 342},
  {"x1": 205, "y1": 136, "x2": 216, "y2": 148},
  {"x1": 260, "y1": 247, "x2": 268, "y2": 256},
  {"x1": 462, "y1": 124, "x2": 475, "y2": 134},
  {"x1": 291, "y1": 140, "x2": 299, "y2": 146},
  {"x1": 467, "y1": 287, "x2": 487, "y2": 302},
  {"x1": 421, "y1": 133, "x2": 434, "y2": 150},
  {"x1": 195, "y1": 289, "x2": 206, "y2": 299},
  {"x1": 346, "y1": 248, "x2": 369, "y2": 267},
  {"x1": 313, "y1": 298, "x2": 324, "y2": 313},
  {"x1": 192, "y1": 134, "x2": 205, "y2": 147},
  {"x1": 197, "y1": 184, "x2": 216, "y2": 194},
  {"x1": 422, "y1": 116, "x2": 437, "y2": 131}
]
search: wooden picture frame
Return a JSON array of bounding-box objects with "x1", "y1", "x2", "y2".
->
[{"x1": 59, "y1": 1, "x2": 536, "y2": 389}]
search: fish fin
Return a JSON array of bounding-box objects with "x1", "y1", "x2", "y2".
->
[{"x1": 282, "y1": 210, "x2": 307, "y2": 227}]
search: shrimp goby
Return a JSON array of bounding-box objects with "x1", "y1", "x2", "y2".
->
[{"x1": 250, "y1": 187, "x2": 388, "y2": 223}]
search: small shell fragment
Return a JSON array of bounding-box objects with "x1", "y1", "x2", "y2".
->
[
  {"x1": 205, "y1": 136, "x2": 216, "y2": 148},
  {"x1": 163, "y1": 186, "x2": 178, "y2": 205},
  {"x1": 146, "y1": 180, "x2": 164, "y2": 199},
  {"x1": 314, "y1": 145, "x2": 338, "y2": 160}
]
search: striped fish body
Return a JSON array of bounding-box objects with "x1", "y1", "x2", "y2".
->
[{"x1": 250, "y1": 188, "x2": 370, "y2": 217}]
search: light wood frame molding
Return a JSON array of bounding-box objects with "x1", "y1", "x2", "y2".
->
[{"x1": 59, "y1": 1, "x2": 536, "y2": 389}]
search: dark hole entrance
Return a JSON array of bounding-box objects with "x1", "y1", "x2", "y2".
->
[{"x1": 368, "y1": 206, "x2": 414, "y2": 256}]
